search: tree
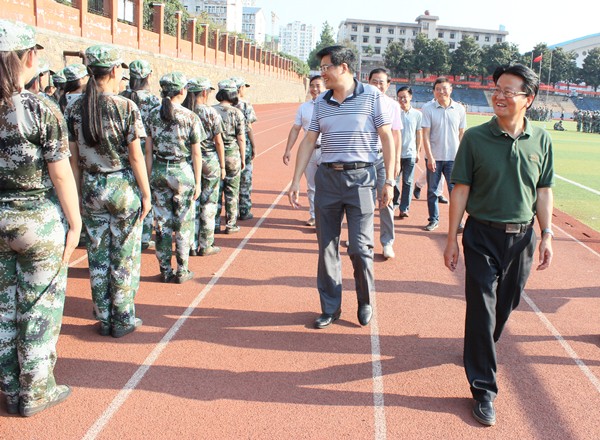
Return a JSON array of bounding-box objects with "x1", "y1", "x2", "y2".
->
[
  {"x1": 582, "y1": 48, "x2": 600, "y2": 91},
  {"x1": 307, "y1": 22, "x2": 336, "y2": 70},
  {"x1": 481, "y1": 42, "x2": 521, "y2": 77},
  {"x1": 450, "y1": 36, "x2": 481, "y2": 77},
  {"x1": 412, "y1": 33, "x2": 431, "y2": 76},
  {"x1": 143, "y1": 0, "x2": 190, "y2": 37},
  {"x1": 428, "y1": 39, "x2": 450, "y2": 76},
  {"x1": 548, "y1": 47, "x2": 578, "y2": 85},
  {"x1": 384, "y1": 41, "x2": 408, "y2": 77},
  {"x1": 279, "y1": 52, "x2": 309, "y2": 76}
]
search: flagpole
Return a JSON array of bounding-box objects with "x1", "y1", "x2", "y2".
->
[
  {"x1": 546, "y1": 50, "x2": 553, "y2": 105},
  {"x1": 530, "y1": 53, "x2": 533, "y2": 70}
]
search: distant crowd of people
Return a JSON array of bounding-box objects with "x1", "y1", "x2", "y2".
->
[{"x1": 573, "y1": 109, "x2": 600, "y2": 133}]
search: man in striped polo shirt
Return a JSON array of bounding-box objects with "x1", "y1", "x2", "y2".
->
[{"x1": 289, "y1": 45, "x2": 395, "y2": 329}]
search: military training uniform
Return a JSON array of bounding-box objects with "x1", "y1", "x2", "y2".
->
[
  {"x1": 0, "y1": 90, "x2": 70, "y2": 413},
  {"x1": 235, "y1": 98, "x2": 257, "y2": 219},
  {"x1": 146, "y1": 91, "x2": 205, "y2": 282},
  {"x1": 65, "y1": 87, "x2": 146, "y2": 335}
]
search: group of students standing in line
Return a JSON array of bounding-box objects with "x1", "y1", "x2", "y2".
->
[{"x1": 0, "y1": 20, "x2": 256, "y2": 417}]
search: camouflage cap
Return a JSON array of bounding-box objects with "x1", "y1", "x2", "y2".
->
[
  {"x1": 63, "y1": 63, "x2": 88, "y2": 81},
  {"x1": 52, "y1": 69, "x2": 67, "y2": 85},
  {"x1": 129, "y1": 59, "x2": 152, "y2": 79},
  {"x1": 230, "y1": 76, "x2": 250, "y2": 88},
  {"x1": 187, "y1": 77, "x2": 215, "y2": 93},
  {"x1": 0, "y1": 19, "x2": 43, "y2": 51},
  {"x1": 85, "y1": 44, "x2": 128, "y2": 69},
  {"x1": 218, "y1": 79, "x2": 238, "y2": 92},
  {"x1": 159, "y1": 72, "x2": 187, "y2": 93}
]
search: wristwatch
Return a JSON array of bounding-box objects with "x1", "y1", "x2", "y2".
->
[
  {"x1": 541, "y1": 227, "x2": 554, "y2": 238},
  {"x1": 384, "y1": 179, "x2": 396, "y2": 187}
]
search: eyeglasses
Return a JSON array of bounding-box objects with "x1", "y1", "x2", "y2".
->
[
  {"x1": 491, "y1": 88, "x2": 527, "y2": 98},
  {"x1": 319, "y1": 63, "x2": 336, "y2": 72},
  {"x1": 370, "y1": 79, "x2": 388, "y2": 85}
]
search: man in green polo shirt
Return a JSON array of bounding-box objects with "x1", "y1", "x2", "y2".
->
[{"x1": 444, "y1": 64, "x2": 554, "y2": 427}]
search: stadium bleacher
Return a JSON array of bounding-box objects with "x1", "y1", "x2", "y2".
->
[{"x1": 574, "y1": 96, "x2": 600, "y2": 111}]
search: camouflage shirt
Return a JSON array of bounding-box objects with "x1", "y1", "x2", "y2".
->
[
  {"x1": 235, "y1": 99, "x2": 257, "y2": 132},
  {"x1": 212, "y1": 103, "x2": 245, "y2": 150},
  {"x1": 120, "y1": 89, "x2": 160, "y2": 129},
  {"x1": 0, "y1": 91, "x2": 70, "y2": 201},
  {"x1": 147, "y1": 103, "x2": 205, "y2": 160},
  {"x1": 65, "y1": 94, "x2": 146, "y2": 173},
  {"x1": 194, "y1": 104, "x2": 223, "y2": 153}
]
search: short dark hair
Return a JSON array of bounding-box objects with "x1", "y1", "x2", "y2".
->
[
  {"x1": 309, "y1": 75, "x2": 323, "y2": 84},
  {"x1": 397, "y1": 86, "x2": 412, "y2": 96},
  {"x1": 433, "y1": 77, "x2": 451, "y2": 90},
  {"x1": 493, "y1": 63, "x2": 539, "y2": 98},
  {"x1": 316, "y1": 45, "x2": 355, "y2": 73},
  {"x1": 368, "y1": 68, "x2": 390, "y2": 82},
  {"x1": 215, "y1": 88, "x2": 239, "y2": 106}
]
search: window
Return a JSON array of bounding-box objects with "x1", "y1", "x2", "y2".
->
[
  {"x1": 388, "y1": 38, "x2": 394, "y2": 44},
  {"x1": 375, "y1": 37, "x2": 381, "y2": 44},
  {"x1": 375, "y1": 47, "x2": 381, "y2": 54},
  {"x1": 449, "y1": 42, "x2": 455, "y2": 49},
  {"x1": 412, "y1": 30, "x2": 417, "y2": 36},
  {"x1": 485, "y1": 36, "x2": 490, "y2": 42},
  {"x1": 363, "y1": 36, "x2": 369, "y2": 43},
  {"x1": 388, "y1": 28, "x2": 394, "y2": 35},
  {"x1": 376, "y1": 26, "x2": 381, "y2": 34},
  {"x1": 351, "y1": 24, "x2": 358, "y2": 32},
  {"x1": 399, "y1": 29, "x2": 405, "y2": 35},
  {"x1": 450, "y1": 33, "x2": 455, "y2": 39},
  {"x1": 364, "y1": 26, "x2": 370, "y2": 32},
  {"x1": 496, "y1": 37, "x2": 502, "y2": 43},
  {"x1": 399, "y1": 38, "x2": 405, "y2": 45},
  {"x1": 438, "y1": 32, "x2": 444, "y2": 38},
  {"x1": 350, "y1": 35, "x2": 357, "y2": 42},
  {"x1": 475, "y1": 35, "x2": 479, "y2": 41}
]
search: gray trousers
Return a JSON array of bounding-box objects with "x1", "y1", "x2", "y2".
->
[
  {"x1": 314, "y1": 164, "x2": 376, "y2": 314},
  {"x1": 375, "y1": 155, "x2": 395, "y2": 246}
]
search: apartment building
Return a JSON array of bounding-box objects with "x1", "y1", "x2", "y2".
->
[{"x1": 280, "y1": 21, "x2": 317, "y2": 61}]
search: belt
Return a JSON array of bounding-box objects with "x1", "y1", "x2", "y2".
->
[
  {"x1": 155, "y1": 156, "x2": 186, "y2": 163},
  {"x1": 323, "y1": 162, "x2": 372, "y2": 171},
  {"x1": 471, "y1": 217, "x2": 533, "y2": 234}
]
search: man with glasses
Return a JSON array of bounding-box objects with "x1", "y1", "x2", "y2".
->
[
  {"x1": 421, "y1": 77, "x2": 466, "y2": 231},
  {"x1": 444, "y1": 64, "x2": 554, "y2": 426},
  {"x1": 368, "y1": 68, "x2": 402, "y2": 259},
  {"x1": 288, "y1": 46, "x2": 395, "y2": 329}
]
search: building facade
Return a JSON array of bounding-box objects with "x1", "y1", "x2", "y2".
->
[
  {"x1": 337, "y1": 11, "x2": 508, "y2": 75},
  {"x1": 279, "y1": 21, "x2": 317, "y2": 62},
  {"x1": 550, "y1": 33, "x2": 600, "y2": 68},
  {"x1": 182, "y1": 0, "x2": 244, "y2": 34},
  {"x1": 242, "y1": 6, "x2": 266, "y2": 46}
]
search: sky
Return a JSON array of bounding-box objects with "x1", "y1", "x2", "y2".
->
[{"x1": 251, "y1": 0, "x2": 599, "y2": 53}]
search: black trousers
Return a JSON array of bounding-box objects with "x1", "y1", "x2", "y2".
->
[{"x1": 462, "y1": 216, "x2": 536, "y2": 402}]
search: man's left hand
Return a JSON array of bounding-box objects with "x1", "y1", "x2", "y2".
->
[{"x1": 380, "y1": 184, "x2": 393, "y2": 208}]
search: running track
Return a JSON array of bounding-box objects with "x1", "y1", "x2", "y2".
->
[{"x1": 2, "y1": 103, "x2": 599, "y2": 439}]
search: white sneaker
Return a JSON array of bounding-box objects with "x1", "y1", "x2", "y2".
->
[{"x1": 383, "y1": 244, "x2": 395, "y2": 259}]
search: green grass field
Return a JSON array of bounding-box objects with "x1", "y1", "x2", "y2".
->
[{"x1": 465, "y1": 115, "x2": 600, "y2": 232}]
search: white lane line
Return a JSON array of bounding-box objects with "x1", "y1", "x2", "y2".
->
[
  {"x1": 369, "y1": 292, "x2": 387, "y2": 440},
  {"x1": 554, "y1": 224, "x2": 600, "y2": 258},
  {"x1": 256, "y1": 138, "x2": 286, "y2": 158},
  {"x1": 522, "y1": 290, "x2": 600, "y2": 394},
  {"x1": 83, "y1": 183, "x2": 292, "y2": 440},
  {"x1": 555, "y1": 174, "x2": 600, "y2": 196},
  {"x1": 69, "y1": 253, "x2": 89, "y2": 268}
]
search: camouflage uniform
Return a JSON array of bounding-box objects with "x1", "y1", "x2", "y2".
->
[
  {"x1": 120, "y1": 88, "x2": 161, "y2": 245},
  {"x1": 213, "y1": 101, "x2": 245, "y2": 231},
  {"x1": 235, "y1": 99, "x2": 257, "y2": 218},
  {"x1": 147, "y1": 99, "x2": 205, "y2": 279},
  {"x1": 65, "y1": 93, "x2": 146, "y2": 333},
  {"x1": 0, "y1": 90, "x2": 70, "y2": 411},
  {"x1": 193, "y1": 104, "x2": 224, "y2": 251}
]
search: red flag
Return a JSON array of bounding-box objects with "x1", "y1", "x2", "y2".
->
[{"x1": 533, "y1": 54, "x2": 543, "y2": 63}]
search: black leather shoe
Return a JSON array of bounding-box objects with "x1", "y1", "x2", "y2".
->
[
  {"x1": 314, "y1": 309, "x2": 341, "y2": 329},
  {"x1": 472, "y1": 400, "x2": 496, "y2": 426},
  {"x1": 357, "y1": 303, "x2": 373, "y2": 326},
  {"x1": 438, "y1": 195, "x2": 449, "y2": 204}
]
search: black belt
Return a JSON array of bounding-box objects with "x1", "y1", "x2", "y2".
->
[
  {"x1": 323, "y1": 162, "x2": 372, "y2": 171},
  {"x1": 471, "y1": 217, "x2": 533, "y2": 234},
  {"x1": 155, "y1": 156, "x2": 186, "y2": 163}
]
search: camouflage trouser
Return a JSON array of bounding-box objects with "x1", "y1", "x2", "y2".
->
[
  {"x1": 238, "y1": 135, "x2": 253, "y2": 216},
  {"x1": 194, "y1": 150, "x2": 220, "y2": 250},
  {"x1": 0, "y1": 196, "x2": 68, "y2": 407},
  {"x1": 82, "y1": 169, "x2": 142, "y2": 332},
  {"x1": 216, "y1": 147, "x2": 241, "y2": 229},
  {"x1": 142, "y1": 207, "x2": 154, "y2": 244},
  {"x1": 151, "y1": 160, "x2": 195, "y2": 276}
]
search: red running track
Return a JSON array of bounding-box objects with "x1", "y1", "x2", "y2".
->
[{"x1": 2, "y1": 103, "x2": 599, "y2": 439}]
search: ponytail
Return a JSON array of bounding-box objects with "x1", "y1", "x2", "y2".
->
[
  {"x1": 182, "y1": 91, "x2": 196, "y2": 111},
  {"x1": 81, "y1": 65, "x2": 112, "y2": 146},
  {"x1": 159, "y1": 89, "x2": 181, "y2": 122}
]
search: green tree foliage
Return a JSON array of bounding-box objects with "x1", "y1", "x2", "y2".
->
[
  {"x1": 481, "y1": 42, "x2": 521, "y2": 76},
  {"x1": 307, "y1": 22, "x2": 336, "y2": 70},
  {"x1": 428, "y1": 39, "x2": 450, "y2": 75},
  {"x1": 384, "y1": 41, "x2": 408, "y2": 76},
  {"x1": 450, "y1": 36, "x2": 481, "y2": 77},
  {"x1": 582, "y1": 48, "x2": 600, "y2": 91},
  {"x1": 143, "y1": 0, "x2": 190, "y2": 37},
  {"x1": 548, "y1": 47, "x2": 578, "y2": 85},
  {"x1": 280, "y1": 52, "x2": 310, "y2": 76},
  {"x1": 411, "y1": 33, "x2": 430, "y2": 75}
]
